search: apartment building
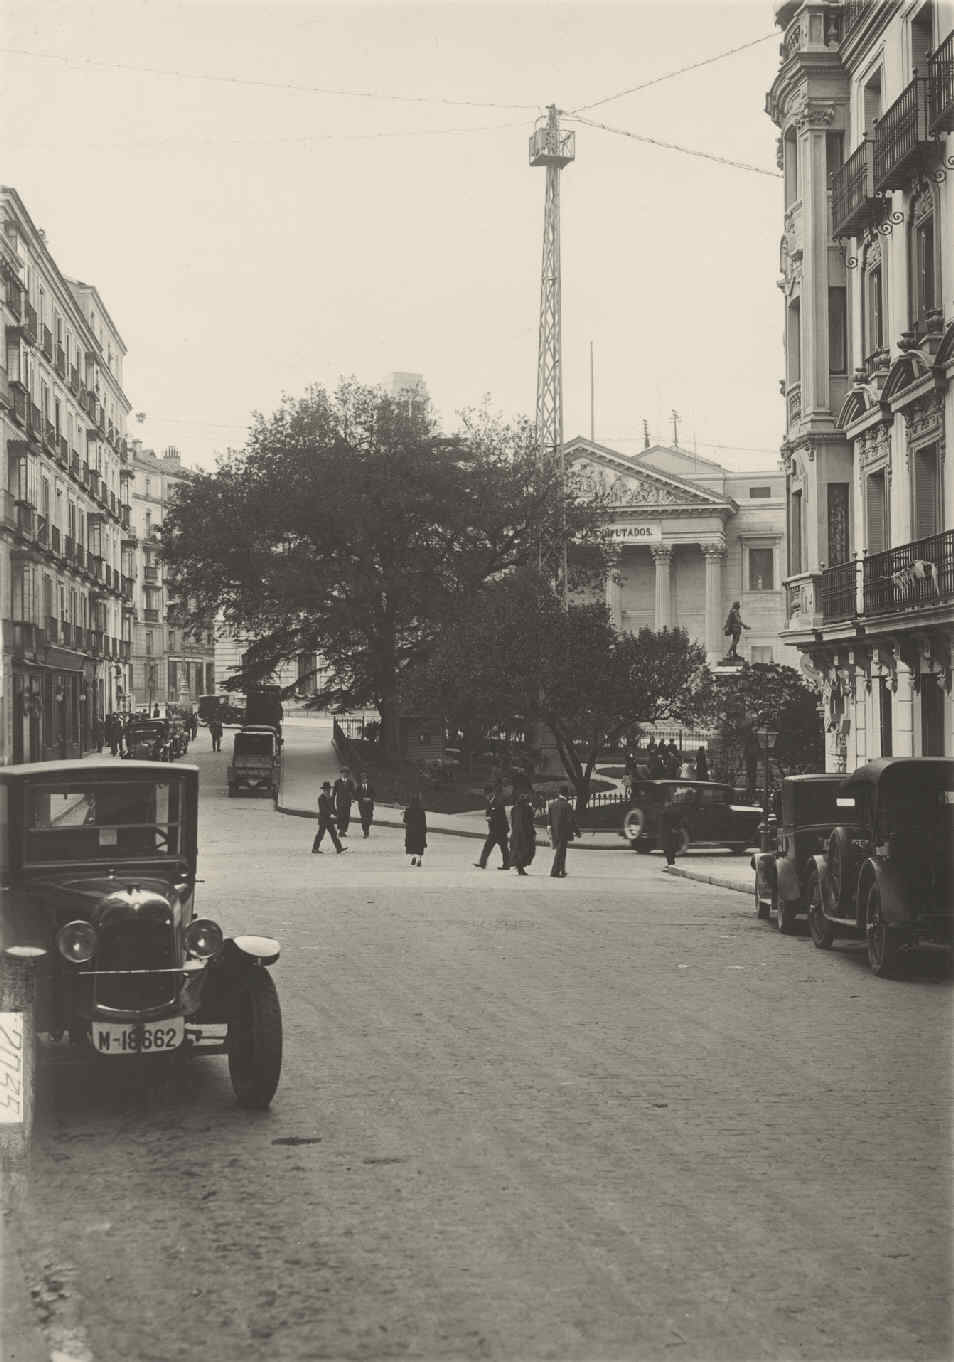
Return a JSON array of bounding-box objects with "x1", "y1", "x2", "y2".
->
[
  {"x1": 128, "y1": 443, "x2": 215, "y2": 712},
  {"x1": 1, "y1": 187, "x2": 133, "y2": 763},
  {"x1": 767, "y1": 0, "x2": 954, "y2": 770}
]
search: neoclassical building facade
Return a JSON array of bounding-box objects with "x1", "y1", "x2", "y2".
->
[
  {"x1": 767, "y1": 0, "x2": 954, "y2": 771},
  {"x1": 566, "y1": 438, "x2": 787, "y2": 665}
]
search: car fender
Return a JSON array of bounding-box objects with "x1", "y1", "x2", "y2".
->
[
  {"x1": 776, "y1": 857, "x2": 802, "y2": 904},
  {"x1": 753, "y1": 851, "x2": 777, "y2": 901},
  {"x1": 858, "y1": 858, "x2": 909, "y2": 926},
  {"x1": 191, "y1": 936, "x2": 281, "y2": 1022}
]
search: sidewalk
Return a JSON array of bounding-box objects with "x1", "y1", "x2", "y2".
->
[{"x1": 663, "y1": 852, "x2": 754, "y2": 896}]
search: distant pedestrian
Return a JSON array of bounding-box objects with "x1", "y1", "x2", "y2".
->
[
  {"x1": 695, "y1": 746, "x2": 709, "y2": 782},
  {"x1": 547, "y1": 786, "x2": 579, "y2": 878},
  {"x1": 665, "y1": 740, "x2": 681, "y2": 776},
  {"x1": 403, "y1": 793, "x2": 427, "y2": 866},
  {"x1": 312, "y1": 781, "x2": 346, "y2": 854},
  {"x1": 475, "y1": 784, "x2": 510, "y2": 869},
  {"x1": 189, "y1": 710, "x2": 199, "y2": 740},
  {"x1": 209, "y1": 717, "x2": 223, "y2": 752},
  {"x1": 659, "y1": 800, "x2": 688, "y2": 867},
  {"x1": 509, "y1": 792, "x2": 537, "y2": 876},
  {"x1": 356, "y1": 771, "x2": 375, "y2": 838},
  {"x1": 153, "y1": 703, "x2": 161, "y2": 718},
  {"x1": 724, "y1": 600, "x2": 750, "y2": 660},
  {"x1": 333, "y1": 768, "x2": 356, "y2": 837}
]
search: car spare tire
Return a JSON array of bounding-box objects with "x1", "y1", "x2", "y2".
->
[{"x1": 623, "y1": 807, "x2": 646, "y2": 845}]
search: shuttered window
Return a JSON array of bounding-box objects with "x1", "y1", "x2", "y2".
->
[
  {"x1": 879, "y1": 679, "x2": 892, "y2": 757},
  {"x1": 790, "y1": 490, "x2": 803, "y2": 574},
  {"x1": 921, "y1": 680, "x2": 944, "y2": 757},
  {"x1": 866, "y1": 471, "x2": 887, "y2": 557},
  {"x1": 914, "y1": 445, "x2": 939, "y2": 540}
]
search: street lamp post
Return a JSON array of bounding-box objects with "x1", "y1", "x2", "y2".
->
[{"x1": 757, "y1": 725, "x2": 778, "y2": 850}]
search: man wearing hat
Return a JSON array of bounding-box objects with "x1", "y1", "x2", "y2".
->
[{"x1": 312, "y1": 781, "x2": 347, "y2": 854}]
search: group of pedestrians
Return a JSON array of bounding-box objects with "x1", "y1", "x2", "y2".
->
[
  {"x1": 473, "y1": 783, "x2": 579, "y2": 878},
  {"x1": 629, "y1": 739, "x2": 709, "y2": 782},
  {"x1": 311, "y1": 767, "x2": 376, "y2": 854},
  {"x1": 309, "y1": 768, "x2": 582, "y2": 877}
]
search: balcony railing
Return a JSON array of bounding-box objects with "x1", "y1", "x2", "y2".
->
[
  {"x1": 831, "y1": 140, "x2": 881, "y2": 237},
  {"x1": 787, "y1": 383, "x2": 802, "y2": 426},
  {"x1": 41, "y1": 324, "x2": 53, "y2": 360},
  {"x1": 841, "y1": 1, "x2": 872, "y2": 38},
  {"x1": 23, "y1": 301, "x2": 37, "y2": 345},
  {"x1": 864, "y1": 529, "x2": 954, "y2": 615},
  {"x1": 873, "y1": 76, "x2": 934, "y2": 192},
  {"x1": 144, "y1": 564, "x2": 159, "y2": 582},
  {"x1": 929, "y1": 31, "x2": 954, "y2": 132},
  {"x1": 27, "y1": 401, "x2": 42, "y2": 440},
  {"x1": 143, "y1": 607, "x2": 160, "y2": 622},
  {"x1": 820, "y1": 560, "x2": 858, "y2": 622}
]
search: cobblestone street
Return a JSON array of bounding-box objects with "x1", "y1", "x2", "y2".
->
[{"x1": 7, "y1": 724, "x2": 953, "y2": 1361}]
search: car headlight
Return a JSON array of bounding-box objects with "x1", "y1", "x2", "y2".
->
[
  {"x1": 184, "y1": 918, "x2": 223, "y2": 959},
  {"x1": 57, "y1": 920, "x2": 97, "y2": 964}
]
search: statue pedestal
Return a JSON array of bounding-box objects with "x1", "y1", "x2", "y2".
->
[
  {"x1": 531, "y1": 720, "x2": 566, "y2": 780},
  {"x1": 711, "y1": 656, "x2": 746, "y2": 677}
]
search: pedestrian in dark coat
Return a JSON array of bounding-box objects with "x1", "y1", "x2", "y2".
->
[
  {"x1": 312, "y1": 781, "x2": 346, "y2": 854},
  {"x1": 665, "y1": 740, "x2": 681, "y2": 776},
  {"x1": 547, "y1": 786, "x2": 579, "y2": 878},
  {"x1": 209, "y1": 717, "x2": 223, "y2": 752},
  {"x1": 333, "y1": 769, "x2": 356, "y2": 836},
  {"x1": 403, "y1": 794, "x2": 427, "y2": 866},
  {"x1": 659, "y1": 800, "x2": 689, "y2": 866},
  {"x1": 356, "y1": 772, "x2": 375, "y2": 838},
  {"x1": 694, "y1": 746, "x2": 709, "y2": 782},
  {"x1": 190, "y1": 710, "x2": 199, "y2": 740},
  {"x1": 475, "y1": 785, "x2": 510, "y2": 869},
  {"x1": 509, "y1": 794, "x2": 537, "y2": 876}
]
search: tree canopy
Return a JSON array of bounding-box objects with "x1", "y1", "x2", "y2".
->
[
  {"x1": 160, "y1": 380, "x2": 604, "y2": 753},
  {"x1": 697, "y1": 661, "x2": 824, "y2": 790},
  {"x1": 406, "y1": 569, "x2": 708, "y2": 805}
]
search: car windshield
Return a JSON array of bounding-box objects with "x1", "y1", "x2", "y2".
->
[
  {"x1": 24, "y1": 780, "x2": 185, "y2": 863},
  {"x1": 785, "y1": 783, "x2": 843, "y2": 825}
]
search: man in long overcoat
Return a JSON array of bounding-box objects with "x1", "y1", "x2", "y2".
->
[
  {"x1": 509, "y1": 793, "x2": 537, "y2": 876},
  {"x1": 355, "y1": 771, "x2": 376, "y2": 839},
  {"x1": 312, "y1": 781, "x2": 346, "y2": 854},
  {"x1": 547, "y1": 786, "x2": 580, "y2": 878},
  {"x1": 475, "y1": 785, "x2": 510, "y2": 869},
  {"x1": 333, "y1": 768, "x2": 357, "y2": 837}
]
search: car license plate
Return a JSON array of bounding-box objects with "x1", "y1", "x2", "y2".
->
[{"x1": 92, "y1": 1018, "x2": 184, "y2": 1055}]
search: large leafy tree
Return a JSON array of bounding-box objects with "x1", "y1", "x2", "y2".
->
[
  {"x1": 160, "y1": 381, "x2": 603, "y2": 754},
  {"x1": 406, "y1": 570, "x2": 708, "y2": 807},
  {"x1": 697, "y1": 661, "x2": 824, "y2": 791}
]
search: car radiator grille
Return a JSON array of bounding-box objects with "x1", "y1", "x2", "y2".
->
[{"x1": 94, "y1": 918, "x2": 177, "y2": 1011}]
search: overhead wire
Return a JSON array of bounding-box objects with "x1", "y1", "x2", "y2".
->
[
  {"x1": 566, "y1": 112, "x2": 782, "y2": 179},
  {"x1": 0, "y1": 45, "x2": 541, "y2": 112},
  {"x1": 568, "y1": 31, "x2": 778, "y2": 114}
]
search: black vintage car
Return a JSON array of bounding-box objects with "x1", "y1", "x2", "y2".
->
[
  {"x1": 0, "y1": 761, "x2": 283, "y2": 1107},
  {"x1": 622, "y1": 780, "x2": 762, "y2": 854},
  {"x1": 753, "y1": 774, "x2": 845, "y2": 933},
  {"x1": 805, "y1": 757, "x2": 954, "y2": 977},
  {"x1": 123, "y1": 719, "x2": 174, "y2": 762}
]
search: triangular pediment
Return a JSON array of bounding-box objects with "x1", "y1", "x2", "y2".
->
[{"x1": 564, "y1": 436, "x2": 735, "y2": 510}]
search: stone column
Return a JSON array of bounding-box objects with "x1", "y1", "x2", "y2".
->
[
  {"x1": 604, "y1": 550, "x2": 623, "y2": 632},
  {"x1": 702, "y1": 543, "x2": 726, "y2": 662},
  {"x1": 651, "y1": 545, "x2": 672, "y2": 631}
]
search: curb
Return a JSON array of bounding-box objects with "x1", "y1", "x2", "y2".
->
[
  {"x1": 275, "y1": 803, "x2": 630, "y2": 851},
  {"x1": 663, "y1": 864, "x2": 753, "y2": 896}
]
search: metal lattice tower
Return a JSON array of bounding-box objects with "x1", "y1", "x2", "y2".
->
[{"x1": 530, "y1": 105, "x2": 575, "y2": 602}]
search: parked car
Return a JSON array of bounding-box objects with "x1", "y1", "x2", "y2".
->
[
  {"x1": 168, "y1": 716, "x2": 190, "y2": 758},
  {"x1": 123, "y1": 718, "x2": 174, "y2": 762},
  {"x1": 622, "y1": 780, "x2": 762, "y2": 853},
  {"x1": 753, "y1": 774, "x2": 844, "y2": 932},
  {"x1": 0, "y1": 760, "x2": 283, "y2": 1107},
  {"x1": 805, "y1": 757, "x2": 954, "y2": 977},
  {"x1": 227, "y1": 727, "x2": 281, "y2": 799}
]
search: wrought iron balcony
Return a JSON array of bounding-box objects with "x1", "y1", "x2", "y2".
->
[
  {"x1": 864, "y1": 529, "x2": 954, "y2": 615},
  {"x1": 929, "y1": 31, "x2": 954, "y2": 132},
  {"x1": 831, "y1": 140, "x2": 882, "y2": 237},
  {"x1": 873, "y1": 76, "x2": 934, "y2": 192}
]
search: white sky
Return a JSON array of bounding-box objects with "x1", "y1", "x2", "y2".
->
[{"x1": 4, "y1": 0, "x2": 786, "y2": 472}]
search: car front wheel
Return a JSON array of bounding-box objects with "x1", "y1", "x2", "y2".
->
[
  {"x1": 228, "y1": 969, "x2": 283, "y2": 1108},
  {"x1": 866, "y1": 885, "x2": 903, "y2": 979},
  {"x1": 807, "y1": 869, "x2": 835, "y2": 950}
]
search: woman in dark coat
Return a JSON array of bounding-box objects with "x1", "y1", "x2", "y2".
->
[
  {"x1": 403, "y1": 793, "x2": 427, "y2": 867},
  {"x1": 509, "y1": 793, "x2": 537, "y2": 876}
]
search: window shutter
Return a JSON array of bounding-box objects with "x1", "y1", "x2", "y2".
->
[
  {"x1": 866, "y1": 472, "x2": 886, "y2": 557},
  {"x1": 914, "y1": 446, "x2": 938, "y2": 541}
]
